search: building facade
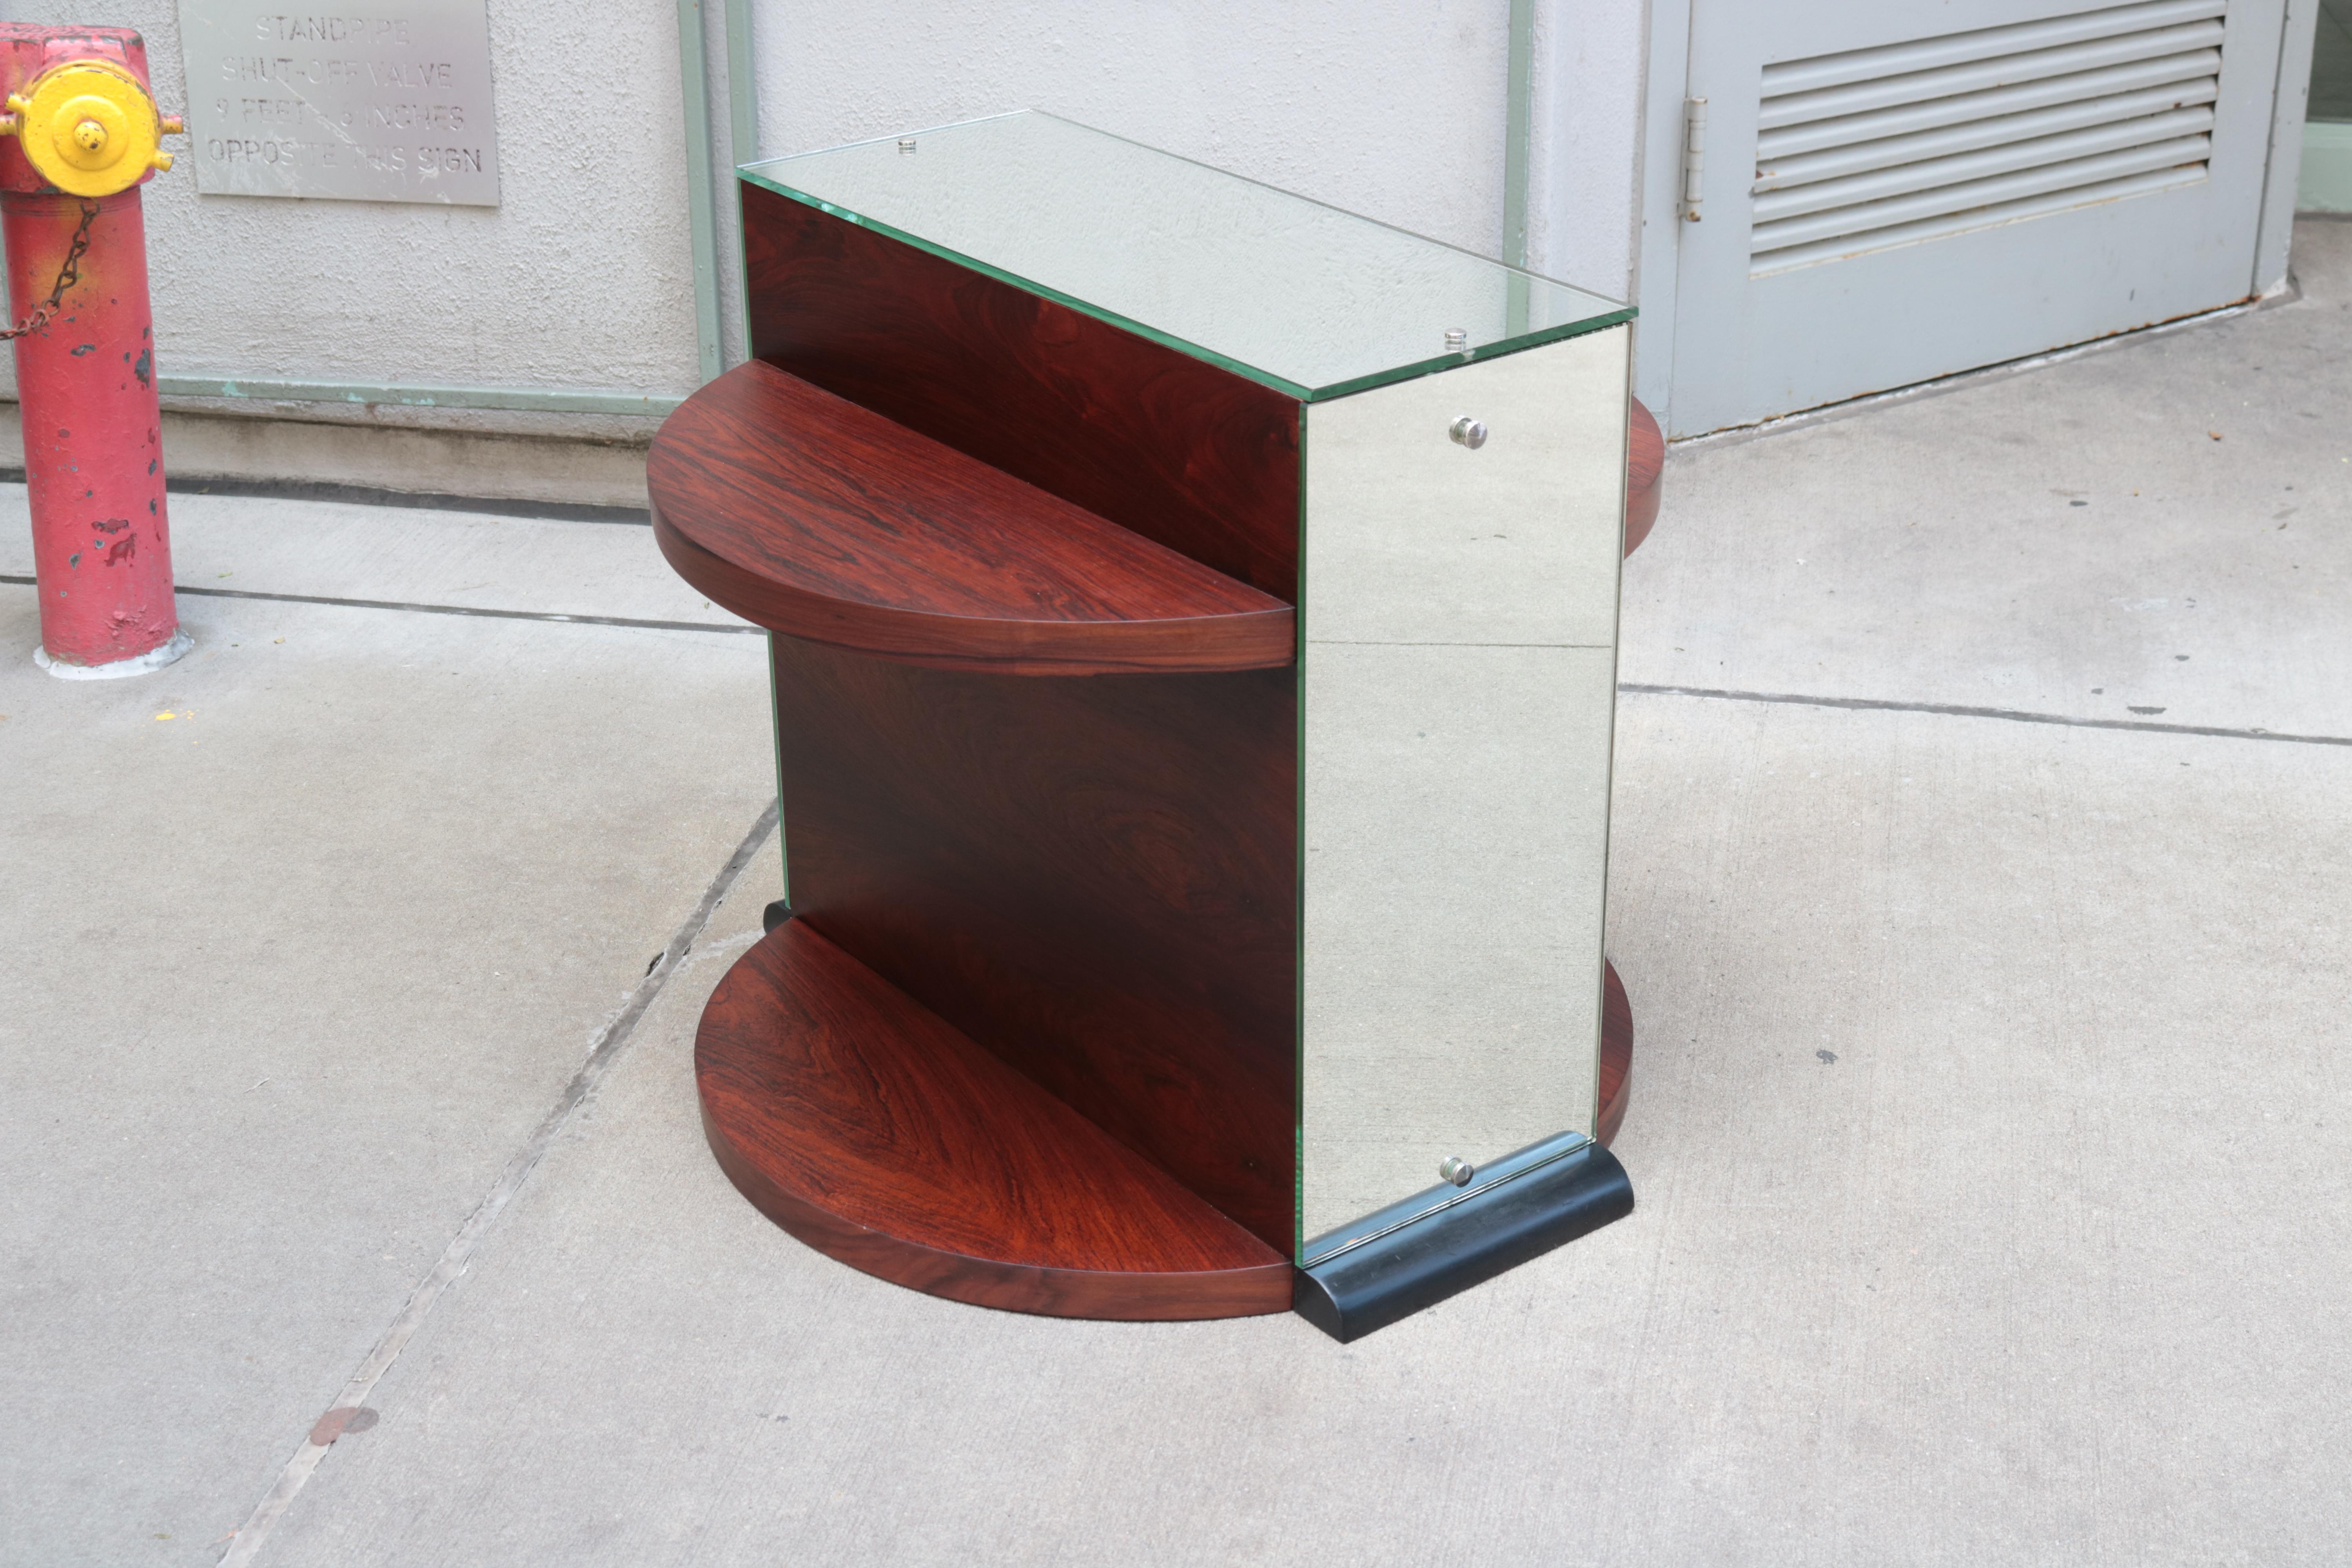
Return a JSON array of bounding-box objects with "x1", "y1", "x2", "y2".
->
[{"x1": 0, "y1": 0, "x2": 2325, "y2": 495}]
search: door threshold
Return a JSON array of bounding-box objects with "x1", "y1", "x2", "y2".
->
[{"x1": 1670, "y1": 278, "x2": 2300, "y2": 453}]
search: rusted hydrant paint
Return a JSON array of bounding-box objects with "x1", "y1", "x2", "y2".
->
[{"x1": 2, "y1": 25, "x2": 185, "y2": 677}]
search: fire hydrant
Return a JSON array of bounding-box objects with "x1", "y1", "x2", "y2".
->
[{"x1": 1, "y1": 25, "x2": 185, "y2": 677}]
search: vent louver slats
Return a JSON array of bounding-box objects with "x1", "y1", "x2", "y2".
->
[
  {"x1": 1749, "y1": 0, "x2": 2225, "y2": 275},
  {"x1": 1755, "y1": 46, "x2": 2220, "y2": 158}
]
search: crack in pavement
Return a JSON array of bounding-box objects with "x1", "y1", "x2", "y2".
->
[
  {"x1": 215, "y1": 800, "x2": 779, "y2": 1568},
  {"x1": 1620, "y1": 682, "x2": 2352, "y2": 748}
]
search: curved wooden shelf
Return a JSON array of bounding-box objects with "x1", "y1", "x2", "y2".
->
[
  {"x1": 649, "y1": 361, "x2": 1296, "y2": 676},
  {"x1": 697, "y1": 918, "x2": 1294, "y2": 1320},
  {"x1": 1624, "y1": 396, "x2": 1664, "y2": 559}
]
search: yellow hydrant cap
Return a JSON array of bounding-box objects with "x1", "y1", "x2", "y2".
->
[{"x1": 2, "y1": 61, "x2": 174, "y2": 197}]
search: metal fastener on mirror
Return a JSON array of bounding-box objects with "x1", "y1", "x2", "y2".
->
[
  {"x1": 1443, "y1": 327, "x2": 1468, "y2": 352},
  {"x1": 898, "y1": 138, "x2": 916, "y2": 154},
  {"x1": 1439, "y1": 1156, "x2": 1476, "y2": 1186},
  {"x1": 1449, "y1": 416, "x2": 1487, "y2": 450}
]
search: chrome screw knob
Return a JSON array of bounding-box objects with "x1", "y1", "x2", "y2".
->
[
  {"x1": 1449, "y1": 416, "x2": 1488, "y2": 450},
  {"x1": 1443, "y1": 327, "x2": 1468, "y2": 352},
  {"x1": 897, "y1": 138, "x2": 917, "y2": 154},
  {"x1": 1439, "y1": 1156, "x2": 1476, "y2": 1187}
]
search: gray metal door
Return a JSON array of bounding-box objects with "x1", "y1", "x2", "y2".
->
[{"x1": 1668, "y1": 0, "x2": 2288, "y2": 436}]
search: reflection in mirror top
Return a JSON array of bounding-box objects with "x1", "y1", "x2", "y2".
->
[{"x1": 739, "y1": 111, "x2": 1631, "y2": 401}]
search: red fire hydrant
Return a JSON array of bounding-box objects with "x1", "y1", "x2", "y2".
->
[{"x1": 1, "y1": 25, "x2": 185, "y2": 677}]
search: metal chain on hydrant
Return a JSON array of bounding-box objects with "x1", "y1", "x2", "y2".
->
[{"x1": 1, "y1": 200, "x2": 102, "y2": 341}]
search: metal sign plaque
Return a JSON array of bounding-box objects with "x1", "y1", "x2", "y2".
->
[{"x1": 176, "y1": 3, "x2": 499, "y2": 204}]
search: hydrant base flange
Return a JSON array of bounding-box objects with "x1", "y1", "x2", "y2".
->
[{"x1": 34, "y1": 624, "x2": 191, "y2": 679}]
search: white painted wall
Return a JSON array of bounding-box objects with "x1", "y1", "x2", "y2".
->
[
  {"x1": 5, "y1": 2, "x2": 1657, "y2": 408},
  {"x1": 3, "y1": 0, "x2": 705, "y2": 401},
  {"x1": 744, "y1": 3, "x2": 1512, "y2": 263},
  {"x1": 1531, "y1": 0, "x2": 1651, "y2": 301},
  {"x1": 740, "y1": 1, "x2": 1650, "y2": 296}
]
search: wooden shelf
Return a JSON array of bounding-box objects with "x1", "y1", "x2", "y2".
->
[
  {"x1": 1625, "y1": 397, "x2": 1664, "y2": 557},
  {"x1": 697, "y1": 918, "x2": 1294, "y2": 1320},
  {"x1": 649, "y1": 361, "x2": 1296, "y2": 676}
]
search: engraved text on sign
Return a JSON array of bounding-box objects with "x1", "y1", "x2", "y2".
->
[{"x1": 175, "y1": 2, "x2": 500, "y2": 205}]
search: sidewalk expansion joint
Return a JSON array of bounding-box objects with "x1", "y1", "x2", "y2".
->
[
  {"x1": 1, "y1": 470, "x2": 653, "y2": 525},
  {"x1": 213, "y1": 800, "x2": 780, "y2": 1568},
  {"x1": 0, "y1": 574, "x2": 762, "y2": 635},
  {"x1": 1622, "y1": 682, "x2": 2352, "y2": 748}
]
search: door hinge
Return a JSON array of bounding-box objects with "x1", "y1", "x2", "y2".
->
[{"x1": 1681, "y1": 97, "x2": 1707, "y2": 222}]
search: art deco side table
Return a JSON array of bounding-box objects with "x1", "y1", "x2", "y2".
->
[{"x1": 650, "y1": 112, "x2": 1642, "y2": 1341}]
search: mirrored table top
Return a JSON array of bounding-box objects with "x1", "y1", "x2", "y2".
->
[{"x1": 739, "y1": 111, "x2": 1632, "y2": 403}]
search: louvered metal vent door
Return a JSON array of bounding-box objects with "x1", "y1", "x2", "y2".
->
[{"x1": 1668, "y1": 0, "x2": 2287, "y2": 435}]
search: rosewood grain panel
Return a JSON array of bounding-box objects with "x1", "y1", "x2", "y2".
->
[
  {"x1": 699, "y1": 920, "x2": 1291, "y2": 1319},
  {"x1": 769, "y1": 634, "x2": 1297, "y2": 1254},
  {"x1": 647, "y1": 362, "x2": 1293, "y2": 675},
  {"x1": 742, "y1": 185, "x2": 1303, "y2": 601},
  {"x1": 1598, "y1": 959, "x2": 1632, "y2": 1148}
]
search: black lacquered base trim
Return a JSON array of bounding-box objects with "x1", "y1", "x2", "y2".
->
[{"x1": 1293, "y1": 1140, "x2": 1633, "y2": 1342}]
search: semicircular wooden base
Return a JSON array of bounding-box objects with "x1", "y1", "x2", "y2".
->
[
  {"x1": 697, "y1": 918, "x2": 1294, "y2": 1320},
  {"x1": 702, "y1": 922, "x2": 1636, "y2": 1319},
  {"x1": 1599, "y1": 959, "x2": 1633, "y2": 1148}
]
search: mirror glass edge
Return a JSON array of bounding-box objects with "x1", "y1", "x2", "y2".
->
[{"x1": 733, "y1": 128, "x2": 1635, "y2": 403}]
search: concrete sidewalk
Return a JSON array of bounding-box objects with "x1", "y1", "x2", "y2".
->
[{"x1": 4, "y1": 223, "x2": 2348, "y2": 1566}]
